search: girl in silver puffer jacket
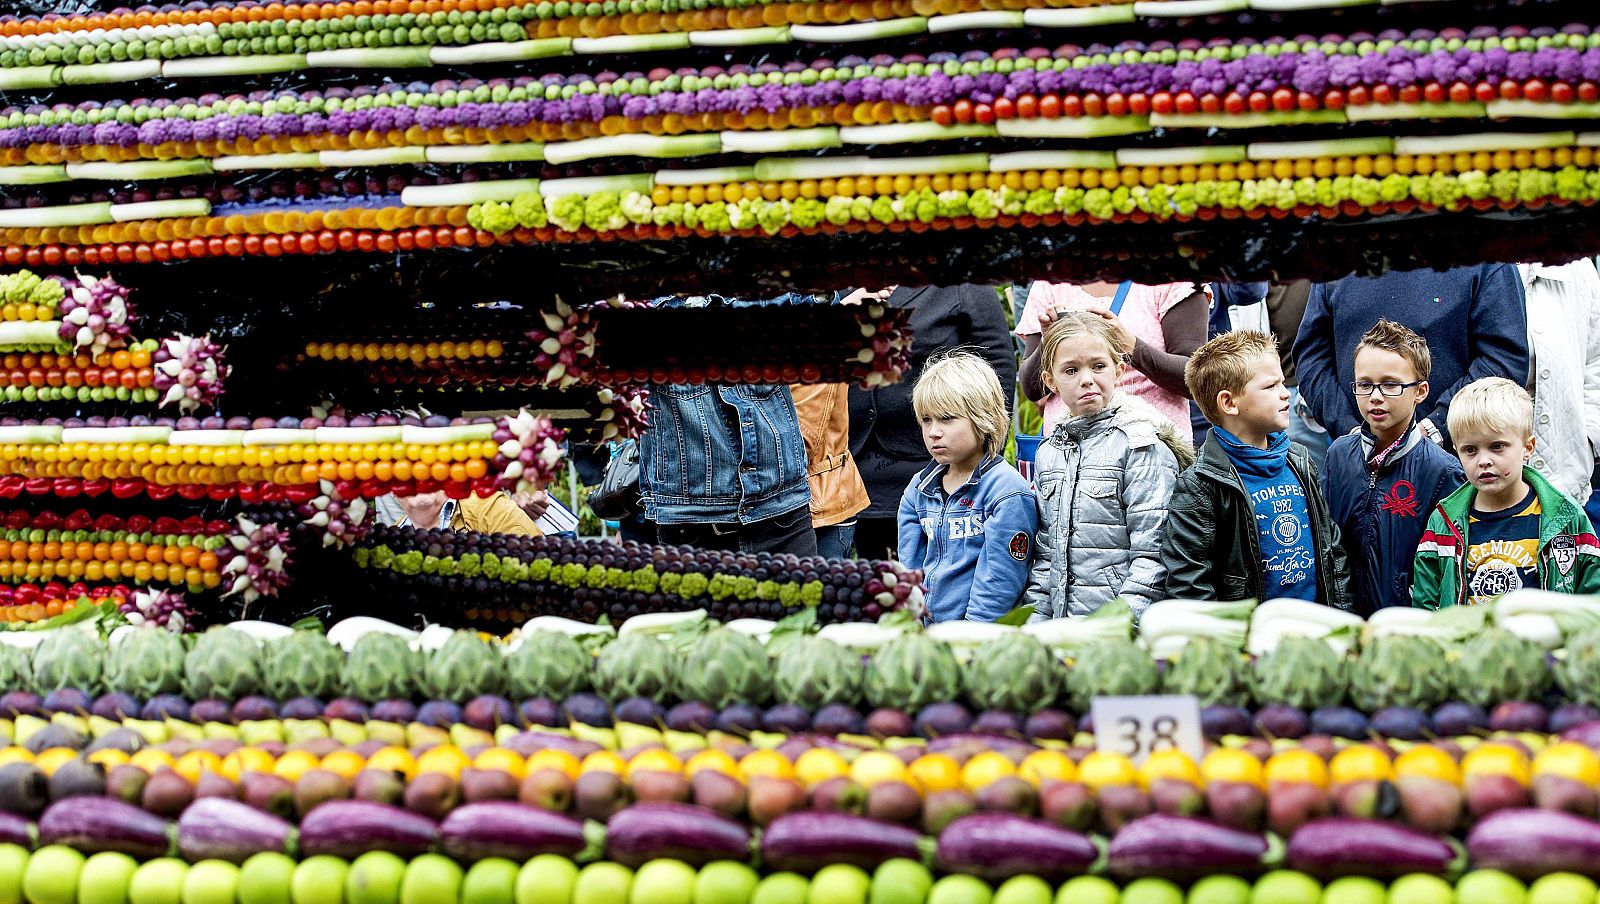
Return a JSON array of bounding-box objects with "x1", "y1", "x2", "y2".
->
[{"x1": 1024, "y1": 313, "x2": 1195, "y2": 621}]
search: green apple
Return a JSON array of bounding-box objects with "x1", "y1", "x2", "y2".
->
[
  {"x1": 77, "y1": 852, "x2": 139, "y2": 904},
  {"x1": 752, "y1": 873, "x2": 810, "y2": 904},
  {"x1": 1055, "y1": 877, "x2": 1118, "y2": 904},
  {"x1": 1321, "y1": 877, "x2": 1386, "y2": 904},
  {"x1": 993, "y1": 876, "x2": 1052, "y2": 904},
  {"x1": 1530, "y1": 873, "x2": 1598, "y2": 904},
  {"x1": 129, "y1": 858, "x2": 190, "y2": 904},
  {"x1": 1188, "y1": 875, "x2": 1250, "y2": 904},
  {"x1": 926, "y1": 875, "x2": 992, "y2": 904},
  {"x1": 870, "y1": 860, "x2": 932, "y2": 904},
  {"x1": 1249, "y1": 871, "x2": 1320, "y2": 904},
  {"x1": 0, "y1": 843, "x2": 29, "y2": 904},
  {"x1": 695, "y1": 862, "x2": 760, "y2": 904},
  {"x1": 628, "y1": 860, "x2": 697, "y2": 904},
  {"x1": 292, "y1": 857, "x2": 351, "y2": 904},
  {"x1": 400, "y1": 854, "x2": 463, "y2": 904},
  {"x1": 572, "y1": 862, "x2": 633, "y2": 904},
  {"x1": 1387, "y1": 875, "x2": 1453, "y2": 904},
  {"x1": 182, "y1": 860, "x2": 241, "y2": 904},
  {"x1": 1121, "y1": 879, "x2": 1183, "y2": 904},
  {"x1": 238, "y1": 853, "x2": 296, "y2": 904},
  {"x1": 22, "y1": 844, "x2": 85, "y2": 904},
  {"x1": 461, "y1": 858, "x2": 519, "y2": 904},
  {"x1": 345, "y1": 852, "x2": 407, "y2": 904},
  {"x1": 514, "y1": 855, "x2": 578, "y2": 904},
  {"x1": 1458, "y1": 870, "x2": 1526, "y2": 904}
]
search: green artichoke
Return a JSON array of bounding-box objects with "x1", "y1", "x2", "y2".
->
[
  {"x1": 678, "y1": 629, "x2": 772, "y2": 709},
  {"x1": 263, "y1": 630, "x2": 347, "y2": 701},
  {"x1": 506, "y1": 632, "x2": 592, "y2": 701},
  {"x1": 184, "y1": 627, "x2": 265, "y2": 701},
  {"x1": 1559, "y1": 626, "x2": 1600, "y2": 708},
  {"x1": 1063, "y1": 637, "x2": 1158, "y2": 713},
  {"x1": 106, "y1": 629, "x2": 186, "y2": 698},
  {"x1": 1350, "y1": 635, "x2": 1453, "y2": 712},
  {"x1": 774, "y1": 636, "x2": 863, "y2": 710},
  {"x1": 594, "y1": 633, "x2": 675, "y2": 702},
  {"x1": 421, "y1": 631, "x2": 507, "y2": 702},
  {"x1": 864, "y1": 632, "x2": 962, "y2": 711},
  {"x1": 31, "y1": 629, "x2": 104, "y2": 693},
  {"x1": 1162, "y1": 637, "x2": 1253, "y2": 707},
  {"x1": 962, "y1": 632, "x2": 1061, "y2": 713},
  {"x1": 1453, "y1": 627, "x2": 1551, "y2": 708},
  {"x1": 1250, "y1": 636, "x2": 1348, "y2": 710},
  {"x1": 342, "y1": 633, "x2": 422, "y2": 701}
]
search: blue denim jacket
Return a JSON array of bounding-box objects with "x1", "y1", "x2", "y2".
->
[{"x1": 897, "y1": 455, "x2": 1038, "y2": 622}]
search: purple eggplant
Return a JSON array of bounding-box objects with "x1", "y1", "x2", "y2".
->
[
  {"x1": 1286, "y1": 818, "x2": 1463, "y2": 880},
  {"x1": 176, "y1": 798, "x2": 295, "y2": 864},
  {"x1": 605, "y1": 802, "x2": 750, "y2": 868},
  {"x1": 935, "y1": 813, "x2": 1098, "y2": 882},
  {"x1": 760, "y1": 811, "x2": 927, "y2": 873},
  {"x1": 0, "y1": 810, "x2": 31, "y2": 849},
  {"x1": 439, "y1": 802, "x2": 587, "y2": 863},
  {"x1": 1107, "y1": 814, "x2": 1278, "y2": 880},
  {"x1": 39, "y1": 798, "x2": 167, "y2": 858},
  {"x1": 1466, "y1": 808, "x2": 1600, "y2": 880},
  {"x1": 298, "y1": 800, "x2": 437, "y2": 860}
]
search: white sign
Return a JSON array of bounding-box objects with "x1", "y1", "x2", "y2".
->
[{"x1": 1091, "y1": 695, "x2": 1205, "y2": 764}]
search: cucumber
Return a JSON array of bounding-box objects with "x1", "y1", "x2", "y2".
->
[
  {"x1": 0, "y1": 322, "x2": 65, "y2": 348},
  {"x1": 842, "y1": 122, "x2": 998, "y2": 144},
  {"x1": 1244, "y1": 137, "x2": 1394, "y2": 160},
  {"x1": 655, "y1": 166, "x2": 758, "y2": 185},
  {"x1": 927, "y1": 11, "x2": 1024, "y2": 31},
  {"x1": 570, "y1": 33, "x2": 691, "y2": 54},
  {"x1": 1115, "y1": 146, "x2": 1245, "y2": 166},
  {"x1": 0, "y1": 202, "x2": 113, "y2": 229},
  {"x1": 161, "y1": 55, "x2": 308, "y2": 78},
  {"x1": 399, "y1": 424, "x2": 498, "y2": 444},
  {"x1": 687, "y1": 27, "x2": 792, "y2": 47},
  {"x1": 60, "y1": 426, "x2": 174, "y2": 444},
  {"x1": 167, "y1": 429, "x2": 246, "y2": 448},
  {"x1": 0, "y1": 425, "x2": 63, "y2": 444},
  {"x1": 0, "y1": 166, "x2": 69, "y2": 186},
  {"x1": 1133, "y1": 0, "x2": 1247, "y2": 14},
  {"x1": 60, "y1": 61, "x2": 162, "y2": 85},
  {"x1": 538, "y1": 173, "x2": 655, "y2": 198},
  {"x1": 995, "y1": 117, "x2": 1148, "y2": 139},
  {"x1": 0, "y1": 67, "x2": 60, "y2": 91},
  {"x1": 721, "y1": 127, "x2": 843, "y2": 154},
  {"x1": 1393, "y1": 132, "x2": 1576, "y2": 155},
  {"x1": 213, "y1": 153, "x2": 323, "y2": 172},
  {"x1": 429, "y1": 39, "x2": 574, "y2": 66},
  {"x1": 790, "y1": 17, "x2": 928, "y2": 43},
  {"x1": 993, "y1": 150, "x2": 1119, "y2": 171},
  {"x1": 321, "y1": 148, "x2": 429, "y2": 168},
  {"x1": 543, "y1": 133, "x2": 723, "y2": 166},
  {"x1": 425, "y1": 144, "x2": 548, "y2": 164},
  {"x1": 242, "y1": 429, "x2": 317, "y2": 447},
  {"x1": 402, "y1": 179, "x2": 543, "y2": 207},
  {"x1": 1021, "y1": 6, "x2": 1136, "y2": 26},
  {"x1": 306, "y1": 48, "x2": 434, "y2": 69},
  {"x1": 1151, "y1": 110, "x2": 1347, "y2": 129},
  {"x1": 1484, "y1": 100, "x2": 1600, "y2": 121},
  {"x1": 66, "y1": 160, "x2": 215, "y2": 182},
  {"x1": 111, "y1": 199, "x2": 211, "y2": 222},
  {"x1": 1344, "y1": 102, "x2": 1484, "y2": 122},
  {"x1": 313, "y1": 426, "x2": 404, "y2": 444}
]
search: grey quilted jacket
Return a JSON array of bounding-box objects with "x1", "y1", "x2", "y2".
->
[{"x1": 1025, "y1": 396, "x2": 1194, "y2": 621}]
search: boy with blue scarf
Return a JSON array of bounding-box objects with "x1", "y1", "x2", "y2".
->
[{"x1": 1161, "y1": 331, "x2": 1353, "y2": 608}]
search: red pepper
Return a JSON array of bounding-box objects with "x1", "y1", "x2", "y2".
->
[
  {"x1": 112, "y1": 479, "x2": 144, "y2": 499},
  {"x1": 238, "y1": 484, "x2": 262, "y2": 504},
  {"x1": 125, "y1": 514, "x2": 150, "y2": 532},
  {"x1": 93, "y1": 515, "x2": 122, "y2": 532},
  {"x1": 146, "y1": 484, "x2": 176, "y2": 501},
  {"x1": 81, "y1": 478, "x2": 111, "y2": 498},
  {"x1": 206, "y1": 485, "x2": 234, "y2": 502},
  {"x1": 50, "y1": 478, "x2": 80, "y2": 498},
  {"x1": 175, "y1": 484, "x2": 209, "y2": 501},
  {"x1": 284, "y1": 486, "x2": 318, "y2": 505}
]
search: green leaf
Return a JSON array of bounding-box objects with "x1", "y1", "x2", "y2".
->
[
  {"x1": 996, "y1": 604, "x2": 1035, "y2": 627},
  {"x1": 290, "y1": 616, "x2": 325, "y2": 632}
]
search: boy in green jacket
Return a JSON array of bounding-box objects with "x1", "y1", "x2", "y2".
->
[{"x1": 1413, "y1": 377, "x2": 1600, "y2": 607}]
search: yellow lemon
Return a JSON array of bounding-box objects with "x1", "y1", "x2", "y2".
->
[
  {"x1": 221, "y1": 747, "x2": 277, "y2": 782},
  {"x1": 909, "y1": 753, "x2": 966, "y2": 794},
  {"x1": 1137, "y1": 750, "x2": 1202, "y2": 790},
  {"x1": 1200, "y1": 749, "x2": 1265, "y2": 790},
  {"x1": 794, "y1": 748, "x2": 851, "y2": 788},
  {"x1": 525, "y1": 749, "x2": 582, "y2": 782},
  {"x1": 1018, "y1": 751, "x2": 1076, "y2": 788},
  {"x1": 850, "y1": 750, "x2": 911, "y2": 789},
  {"x1": 417, "y1": 745, "x2": 472, "y2": 781},
  {"x1": 628, "y1": 749, "x2": 684, "y2": 777},
  {"x1": 1329, "y1": 745, "x2": 1395, "y2": 785},
  {"x1": 473, "y1": 747, "x2": 530, "y2": 781},
  {"x1": 1076, "y1": 752, "x2": 1138, "y2": 791},
  {"x1": 175, "y1": 750, "x2": 225, "y2": 785},
  {"x1": 1534, "y1": 742, "x2": 1600, "y2": 785},
  {"x1": 1393, "y1": 745, "x2": 1462, "y2": 785},
  {"x1": 1264, "y1": 749, "x2": 1330, "y2": 789},
  {"x1": 364, "y1": 747, "x2": 420, "y2": 782},
  {"x1": 580, "y1": 750, "x2": 630, "y2": 779},
  {"x1": 86, "y1": 749, "x2": 131, "y2": 770},
  {"x1": 960, "y1": 751, "x2": 1019, "y2": 793},
  {"x1": 129, "y1": 749, "x2": 177, "y2": 774},
  {"x1": 0, "y1": 747, "x2": 33, "y2": 767},
  {"x1": 738, "y1": 750, "x2": 796, "y2": 783},
  {"x1": 33, "y1": 748, "x2": 81, "y2": 778},
  {"x1": 271, "y1": 749, "x2": 322, "y2": 783},
  {"x1": 1462, "y1": 744, "x2": 1532, "y2": 786},
  {"x1": 319, "y1": 750, "x2": 369, "y2": 783},
  {"x1": 684, "y1": 749, "x2": 739, "y2": 779}
]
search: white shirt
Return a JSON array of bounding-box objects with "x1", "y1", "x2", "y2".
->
[{"x1": 1521, "y1": 260, "x2": 1600, "y2": 502}]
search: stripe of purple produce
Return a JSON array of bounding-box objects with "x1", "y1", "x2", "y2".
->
[
  {"x1": 933, "y1": 813, "x2": 1098, "y2": 882},
  {"x1": 297, "y1": 800, "x2": 437, "y2": 860},
  {"x1": 39, "y1": 798, "x2": 170, "y2": 859},
  {"x1": 1106, "y1": 814, "x2": 1277, "y2": 880},
  {"x1": 1286, "y1": 818, "x2": 1463, "y2": 880},
  {"x1": 176, "y1": 798, "x2": 295, "y2": 864},
  {"x1": 604, "y1": 802, "x2": 752, "y2": 868},
  {"x1": 0, "y1": 810, "x2": 33, "y2": 850},
  {"x1": 760, "y1": 812, "x2": 926, "y2": 873},
  {"x1": 1466, "y1": 808, "x2": 1600, "y2": 880},
  {"x1": 439, "y1": 802, "x2": 588, "y2": 863}
]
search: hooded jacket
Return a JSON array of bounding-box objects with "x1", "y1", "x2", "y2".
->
[
  {"x1": 1025, "y1": 396, "x2": 1193, "y2": 620},
  {"x1": 1161, "y1": 434, "x2": 1353, "y2": 610},
  {"x1": 897, "y1": 454, "x2": 1038, "y2": 623},
  {"x1": 1412, "y1": 466, "x2": 1600, "y2": 608},
  {"x1": 1324, "y1": 421, "x2": 1465, "y2": 614}
]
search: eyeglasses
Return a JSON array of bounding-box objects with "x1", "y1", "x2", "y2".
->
[{"x1": 1350, "y1": 381, "x2": 1422, "y2": 397}]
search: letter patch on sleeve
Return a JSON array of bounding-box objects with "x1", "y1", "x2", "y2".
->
[{"x1": 1008, "y1": 531, "x2": 1031, "y2": 561}]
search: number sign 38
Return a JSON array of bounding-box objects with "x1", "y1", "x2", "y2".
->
[{"x1": 1090, "y1": 695, "x2": 1205, "y2": 764}]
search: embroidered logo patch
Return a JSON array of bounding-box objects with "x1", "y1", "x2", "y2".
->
[
  {"x1": 1008, "y1": 531, "x2": 1031, "y2": 561},
  {"x1": 1551, "y1": 533, "x2": 1578, "y2": 576},
  {"x1": 1380, "y1": 479, "x2": 1420, "y2": 517}
]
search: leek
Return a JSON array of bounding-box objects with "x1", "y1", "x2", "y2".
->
[
  {"x1": 0, "y1": 166, "x2": 69, "y2": 186},
  {"x1": 0, "y1": 202, "x2": 113, "y2": 229},
  {"x1": 1152, "y1": 110, "x2": 1348, "y2": 129},
  {"x1": 1250, "y1": 0, "x2": 1375, "y2": 9},
  {"x1": 429, "y1": 39, "x2": 574, "y2": 66},
  {"x1": 1344, "y1": 103, "x2": 1484, "y2": 123},
  {"x1": 927, "y1": 11, "x2": 1024, "y2": 32},
  {"x1": 60, "y1": 61, "x2": 162, "y2": 85},
  {"x1": 790, "y1": 17, "x2": 928, "y2": 43},
  {"x1": 655, "y1": 166, "x2": 758, "y2": 186},
  {"x1": 161, "y1": 55, "x2": 308, "y2": 78},
  {"x1": 1115, "y1": 146, "x2": 1246, "y2": 166},
  {"x1": 425, "y1": 144, "x2": 548, "y2": 164},
  {"x1": 538, "y1": 173, "x2": 654, "y2": 198},
  {"x1": 721, "y1": 127, "x2": 842, "y2": 154},
  {"x1": 1133, "y1": 0, "x2": 1247, "y2": 15},
  {"x1": 59, "y1": 426, "x2": 172, "y2": 444},
  {"x1": 1578, "y1": 132, "x2": 1600, "y2": 147},
  {"x1": 1244, "y1": 137, "x2": 1395, "y2": 160},
  {"x1": 66, "y1": 160, "x2": 215, "y2": 181},
  {"x1": 320, "y1": 148, "x2": 429, "y2": 168},
  {"x1": 995, "y1": 117, "x2": 1149, "y2": 139},
  {"x1": 1486, "y1": 101, "x2": 1600, "y2": 121},
  {"x1": 1394, "y1": 132, "x2": 1576, "y2": 155},
  {"x1": 398, "y1": 424, "x2": 497, "y2": 443},
  {"x1": 688, "y1": 27, "x2": 792, "y2": 47},
  {"x1": 1021, "y1": 6, "x2": 1136, "y2": 27},
  {"x1": 840, "y1": 122, "x2": 998, "y2": 145},
  {"x1": 402, "y1": 179, "x2": 542, "y2": 208},
  {"x1": 306, "y1": 48, "x2": 435, "y2": 69},
  {"x1": 993, "y1": 150, "x2": 1118, "y2": 171},
  {"x1": 0, "y1": 68, "x2": 59, "y2": 91},
  {"x1": 167, "y1": 429, "x2": 245, "y2": 448},
  {"x1": 0, "y1": 322, "x2": 64, "y2": 349},
  {"x1": 543, "y1": 134, "x2": 722, "y2": 166},
  {"x1": 111, "y1": 199, "x2": 210, "y2": 222},
  {"x1": 571, "y1": 34, "x2": 691, "y2": 55},
  {"x1": 213, "y1": 153, "x2": 322, "y2": 172}
]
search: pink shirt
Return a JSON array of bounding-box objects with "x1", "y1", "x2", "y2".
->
[{"x1": 1016, "y1": 282, "x2": 1195, "y2": 442}]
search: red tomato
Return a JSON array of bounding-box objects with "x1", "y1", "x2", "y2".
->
[
  {"x1": 1038, "y1": 95, "x2": 1060, "y2": 118},
  {"x1": 992, "y1": 97, "x2": 1015, "y2": 119},
  {"x1": 1015, "y1": 94, "x2": 1038, "y2": 118}
]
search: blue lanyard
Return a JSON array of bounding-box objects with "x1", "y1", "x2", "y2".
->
[{"x1": 1109, "y1": 280, "x2": 1133, "y2": 317}]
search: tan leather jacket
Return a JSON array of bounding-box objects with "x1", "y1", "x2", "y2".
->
[
  {"x1": 451, "y1": 493, "x2": 543, "y2": 537},
  {"x1": 790, "y1": 382, "x2": 870, "y2": 528}
]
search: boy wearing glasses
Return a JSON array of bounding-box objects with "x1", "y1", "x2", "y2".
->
[{"x1": 1323, "y1": 321, "x2": 1465, "y2": 613}]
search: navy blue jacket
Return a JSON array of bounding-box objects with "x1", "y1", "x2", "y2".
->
[
  {"x1": 1322, "y1": 423, "x2": 1466, "y2": 614},
  {"x1": 1294, "y1": 264, "x2": 1529, "y2": 443}
]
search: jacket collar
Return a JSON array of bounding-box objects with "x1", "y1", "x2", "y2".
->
[
  {"x1": 1358, "y1": 420, "x2": 1426, "y2": 468},
  {"x1": 1193, "y1": 431, "x2": 1310, "y2": 486},
  {"x1": 1436, "y1": 464, "x2": 1579, "y2": 528},
  {"x1": 915, "y1": 453, "x2": 1003, "y2": 499}
]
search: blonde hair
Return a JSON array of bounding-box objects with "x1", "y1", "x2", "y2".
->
[
  {"x1": 912, "y1": 350, "x2": 1010, "y2": 458},
  {"x1": 1040, "y1": 312, "x2": 1130, "y2": 388},
  {"x1": 1447, "y1": 377, "x2": 1534, "y2": 440},
  {"x1": 1185, "y1": 330, "x2": 1279, "y2": 424},
  {"x1": 1356, "y1": 319, "x2": 1433, "y2": 381}
]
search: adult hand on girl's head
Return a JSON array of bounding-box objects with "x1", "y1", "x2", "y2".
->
[{"x1": 1082, "y1": 304, "x2": 1139, "y2": 352}]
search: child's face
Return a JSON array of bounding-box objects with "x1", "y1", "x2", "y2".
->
[
  {"x1": 1221, "y1": 354, "x2": 1292, "y2": 435},
  {"x1": 1455, "y1": 427, "x2": 1535, "y2": 498},
  {"x1": 1045, "y1": 334, "x2": 1125, "y2": 418},
  {"x1": 1352, "y1": 346, "x2": 1428, "y2": 435},
  {"x1": 920, "y1": 412, "x2": 984, "y2": 470}
]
